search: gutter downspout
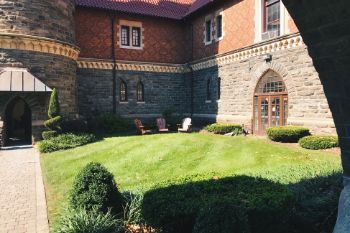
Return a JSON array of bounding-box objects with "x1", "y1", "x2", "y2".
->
[{"x1": 111, "y1": 14, "x2": 117, "y2": 114}]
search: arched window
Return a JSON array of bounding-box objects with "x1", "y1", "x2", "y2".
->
[
  {"x1": 253, "y1": 70, "x2": 288, "y2": 134},
  {"x1": 206, "y1": 79, "x2": 211, "y2": 101},
  {"x1": 217, "y1": 77, "x2": 221, "y2": 100},
  {"x1": 120, "y1": 80, "x2": 127, "y2": 102},
  {"x1": 137, "y1": 81, "x2": 144, "y2": 102}
]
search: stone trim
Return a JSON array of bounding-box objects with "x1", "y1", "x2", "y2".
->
[
  {"x1": 190, "y1": 33, "x2": 303, "y2": 71},
  {"x1": 77, "y1": 58, "x2": 190, "y2": 73},
  {"x1": 78, "y1": 33, "x2": 303, "y2": 73},
  {"x1": 0, "y1": 33, "x2": 80, "y2": 60}
]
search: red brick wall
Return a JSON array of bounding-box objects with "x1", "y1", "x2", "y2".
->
[
  {"x1": 75, "y1": 8, "x2": 189, "y2": 63},
  {"x1": 190, "y1": 0, "x2": 255, "y2": 61}
]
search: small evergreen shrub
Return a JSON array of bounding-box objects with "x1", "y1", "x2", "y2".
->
[
  {"x1": 42, "y1": 130, "x2": 58, "y2": 140},
  {"x1": 48, "y1": 88, "x2": 60, "y2": 118},
  {"x1": 204, "y1": 123, "x2": 243, "y2": 135},
  {"x1": 299, "y1": 136, "x2": 339, "y2": 150},
  {"x1": 89, "y1": 114, "x2": 131, "y2": 134},
  {"x1": 55, "y1": 208, "x2": 122, "y2": 233},
  {"x1": 61, "y1": 120, "x2": 88, "y2": 133},
  {"x1": 44, "y1": 116, "x2": 62, "y2": 131},
  {"x1": 70, "y1": 163, "x2": 123, "y2": 215},
  {"x1": 38, "y1": 133, "x2": 96, "y2": 153},
  {"x1": 193, "y1": 203, "x2": 250, "y2": 233},
  {"x1": 267, "y1": 126, "x2": 310, "y2": 143}
]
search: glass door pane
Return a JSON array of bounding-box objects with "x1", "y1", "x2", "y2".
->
[
  {"x1": 271, "y1": 96, "x2": 281, "y2": 127},
  {"x1": 260, "y1": 97, "x2": 269, "y2": 132}
]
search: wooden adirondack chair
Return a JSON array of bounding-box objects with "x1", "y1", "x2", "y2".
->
[
  {"x1": 156, "y1": 118, "x2": 169, "y2": 133},
  {"x1": 134, "y1": 119, "x2": 152, "y2": 135},
  {"x1": 177, "y1": 118, "x2": 192, "y2": 133}
]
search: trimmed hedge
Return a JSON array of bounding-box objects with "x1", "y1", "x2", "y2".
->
[
  {"x1": 38, "y1": 133, "x2": 96, "y2": 153},
  {"x1": 204, "y1": 123, "x2": 243, "y2": 135},
  {"x1": 44, "y1": 116, "x2": 62, "y2": 130},
  {"x1": 267, "y1": 126, "x2": 310, "y2": 143},
  {"x1": 299, "y1": 136, "x2": 339, "y2": 150},
  {"x1": 142, "y1": 175, "x2": 293, "y2": 233},
  {"x1": 42, "y1": 130, "x2": 58, "y2": 140},
  {"x1": 70, "y1": 163, "x2": 124, "y2": 215},
  {"x1": 48, "y1": 88, "x2": 60, "y2": 118}
]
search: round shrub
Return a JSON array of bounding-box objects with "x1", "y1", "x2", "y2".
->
[
  {"x1": 267, "y1": 126, "x2": 310, "y2": 143},
  {"x1": 42, "y1": 130, "x2": 58, "y2": 140},
  {"x1": 55, "y1": 208, "x2": 122, "y2": 233},
  {"x1": 193, "y1": 203, "x2": 250, "y2": 233},
  {"x1": 70, "y1": 162, "x2": 123, "y2": 215},
  {"x1": 299, "y1": 136, "x2": 339, "y2": 150},
  {"x1": 204, "y1": 123, "x2": 243, "y2": 135},
  {"x1": 44, "y1": 115, "x2": 62, "y2": 130}
]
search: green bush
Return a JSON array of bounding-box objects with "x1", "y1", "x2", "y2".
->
[
  {"x1": 89, "y1": 114, "x2": 131, "y2": 134},
  {"x1": 70, "y1": 163, "x2": 123, "y2": 215},
  {"x1": 44, "y1": 116, "x2": 62, "y2": 131},
  {"x1": 42, "y1": 130, "x2": 58, "y2": 140},
  {"x1": 193, "y1": 203, "x2": 250, "y2": 233},
  {"x1": 55, "y1": 208, "x2": 122, "y2": 233},
  {"x1": 61, "y1": 120, "x2": 88, "y2": 133},
  {"x1": 38, "y1": 133, "x2": 96, "y2": 153},
  {"x1": 267, "y1": 126, "x2": 310, "y2": 143},
  {"x1": 299, "y1": 136, "x2": 339, "y2": 150},
  {"x1": 162, "y1": 109, "x2": 184, "y2": 131},
  {"x1": 142, "y1": 175, "x2": 293, "y2": 233},
  {"x1": 122, "y1": 192, "x2": 144, "y2": 226},
  {"x1": 204, "y1": 123, "x2": 243, "y2": 135},
  {"x1": 48, "y1": 88, "x2": 60, "y2": 118}
]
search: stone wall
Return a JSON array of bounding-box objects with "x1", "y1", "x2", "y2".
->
[
  {"x1": 0, "y1": 0, "x2": 75, "y2": 44},
  {"x1": 192, "y1": 44, "x2": 336, "y2": 135},
  {"x1": 77, "y1": 68, "x2": 191, "y2": 119}
]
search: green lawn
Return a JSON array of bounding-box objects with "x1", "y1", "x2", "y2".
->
[{"x1": 40, "y1": 133, "x2": 341, "y2": 226}]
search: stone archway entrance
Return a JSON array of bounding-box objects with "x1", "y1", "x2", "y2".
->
[
  {"x1": 253, "y1": 70, "x2": 288, "y2": 134},
  {"x1": 4, "y1": 97, "x2": 32, "y2": 146}
]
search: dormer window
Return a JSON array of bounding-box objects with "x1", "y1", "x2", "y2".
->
[{"x1": 119, "y1": 20, "x2": 143, "y2": 49}]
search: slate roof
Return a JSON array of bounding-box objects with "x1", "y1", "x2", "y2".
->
[{"x1": 75, "y1": 0, "x2": 215, "y2": 20}]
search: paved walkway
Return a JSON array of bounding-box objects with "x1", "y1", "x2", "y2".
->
[{"x1": 0, "y1": 146, "x2": 49, "y2": 233}]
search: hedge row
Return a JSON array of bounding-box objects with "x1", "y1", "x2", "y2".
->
[
  {"x1": 299, "y1": 136, "x2": 339, "y2": 150},
  {"x1": 267, "y1": 126, "x2": 310, "y2": 143},
  {"x1": 204, "y1": 123, "x2": 243, "y2": 135}
]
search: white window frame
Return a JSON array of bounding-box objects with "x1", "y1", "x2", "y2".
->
[
  {"x1": 254, "y1": 0, "x2": 287, "y2": 43},
  {"x1": 203, "y1": 16, "x2": 213, "y2": 46},
  {"x1": 119, "y1": 20, "x2": 144, "y2": 50},
  {"x1": 214, "y1": 10, "x2": 224, "y2": 42}
]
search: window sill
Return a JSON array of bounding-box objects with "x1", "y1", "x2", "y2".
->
[
  {"x1": 137, "y1": 102, "x2": 146, "y2": 104},
  {"x1": 216, "y1": 100, "x2": 221, "y2": 103},
  {"x1": 215, "y1": 36, "x2": 224, "y2": 42},
  {"x1": 204, "y1": 41, "x2": 212, "y2": 46},
  {"x1": 119, "y1": 101, "x2": 128, "y2": 104},
  {"x1": 120, "y1": 45, "x2": 143, "y2": 50},
  {"x1": 205, "y1": 100, "x2": 212, "y2": 104}
]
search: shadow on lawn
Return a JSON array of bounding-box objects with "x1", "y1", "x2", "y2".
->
[{"x1": 140, "y1": 173, "x2": 342, "y2": 233}]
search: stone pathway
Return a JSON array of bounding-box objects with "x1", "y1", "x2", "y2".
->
[{"x1": 0, "y1": 146, "x2": 49, "y2": 233}]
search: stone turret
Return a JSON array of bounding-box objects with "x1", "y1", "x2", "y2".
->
[{"x1": 0, "y1": 0, "x2": 80, "y2": 144}]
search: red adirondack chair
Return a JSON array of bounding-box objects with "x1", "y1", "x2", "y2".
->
[
  {"x1": 134, "y1": 119, "x2": 152, "y2": 135},
  {"x1": 156, "y1": 118, "x2": 169, "y2": 133}
]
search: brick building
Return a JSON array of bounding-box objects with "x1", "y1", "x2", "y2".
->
[{"x1": 0, "y1": 0, "x2": 336, "y2": 146}]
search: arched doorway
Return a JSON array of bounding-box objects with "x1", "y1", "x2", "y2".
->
[
  {"x1": 253, "y1": 70, "x2": 288, "y2": 134},
  {"x1": 4, "y1": 97, "x2": 32, "y2": 146}
]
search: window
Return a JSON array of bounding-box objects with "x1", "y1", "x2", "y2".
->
[
  {"x1": 263, "y1": 0, "x2": 280, "y2": 35},
  {"x1": 121, "y1": 26, "x2": 130, "y2": 46},
  {"x1": 120, "y1": 80, "x2": 127, "y2": 102},
  {"x1": 216, "y1": 15, "x2": 223, "y2": 39},
  {"x1": 119, "y1": 20, "x2": 142, "y2": 49},
  {"x1": 137, "y1": 81, "x2": 144, "y2": 102},
  {"x1": 217, "y1": 77, "x2": 221, "y2": 100},
  {"x1": 132, "y1": 27, "x2": 141, "y2": 47},
  {"x1": 205, "y1": 19, "x2": 212, "y2": 44},
  {"x1": 206, "y1": 79, "x2": 211, "y2": 101},
  {"x1": 255, "y1": 74, "x2": 286, "y2": 94}
]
